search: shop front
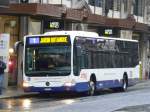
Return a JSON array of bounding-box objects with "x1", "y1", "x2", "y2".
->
[{"x1": 0, "y1": 15, "x2": 19, "y2": 87}]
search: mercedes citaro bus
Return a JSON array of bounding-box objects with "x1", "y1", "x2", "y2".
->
[{"x1": 22, "y1": 31, "x2": 139, "y2": 95}]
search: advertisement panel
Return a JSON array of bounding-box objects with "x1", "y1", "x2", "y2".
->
[{"x1": 0, "y1": 34, "x2": 10, "y2": 72}]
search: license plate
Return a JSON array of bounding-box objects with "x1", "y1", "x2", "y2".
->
[{"x1": 44, "y1": 88, "x2": 52, "y2": 91}]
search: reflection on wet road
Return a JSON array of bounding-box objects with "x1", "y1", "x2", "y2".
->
[
  {"x1": 0, "y1": 85, "x2": 145, "y2": 112},
  {"x1": 0, "y1": 89, "x2": 118, "y2": 112},
  {"x1": 0, "y1": 93, "x2": 80, "y2": 112},
  {"x1": 0, "y1": 98, "x2": 33, "y2": 111}
]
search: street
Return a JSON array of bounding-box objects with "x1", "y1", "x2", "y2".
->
[{"x1": 0, "y1": 80, "x2": 150, "y2": 112}]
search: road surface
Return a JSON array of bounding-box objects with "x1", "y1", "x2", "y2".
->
[{"x1": 0, "y1": 80, "x2": 150, "y2": 112}]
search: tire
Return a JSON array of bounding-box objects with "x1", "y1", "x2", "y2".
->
[
  {"x1": 121, "y1": 76, "x2": 128, "y2": 92},
  {"x1": 87, "y1": 80, "x2": 96, "y2": 96}
]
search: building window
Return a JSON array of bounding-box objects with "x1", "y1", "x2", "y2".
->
[
  {"x1": 106, "y1": 0, "x2": 120, "y2": 11},
  {"x1": 123, "y1": 0, "x2": 128, "y2": 12},
  {"x1": 133, "y1": 0, "x2": 145, "y2": 16},
  {"x1": 89, "y1": 0, "x2": 103, "y2": 7},
  {"x1": 89, "y1": 0, "x2": 95, "y2": 6},
  {"x1": 114, "y1": 0, "x2": 120, "y2": 11},
  {"x1": 95, "y1": 0, "x2": 103, "y2": 7},
  {"x1": 108, "y1": 0, "x2": 113, "y2": 10}
]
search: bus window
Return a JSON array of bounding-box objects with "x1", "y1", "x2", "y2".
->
[{"x1": 25, "y1": 46, "x2": 71, "y2": 76}]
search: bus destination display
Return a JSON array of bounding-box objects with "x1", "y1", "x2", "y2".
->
[{"x1": 27, "y1": 36, "x2": 69, "y2": 45}]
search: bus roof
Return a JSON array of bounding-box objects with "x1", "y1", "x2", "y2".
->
[
  {"x1": 25, "y1": 31, "x2": 138, "y2": 43},
  {"x1": 44, "y1": 31, "x2": 138, "y2": 42},
  {"x1": 96, "y1": 36, "x2": 138, "y2": 42},
  {"x1": 44, "y1": 31, "x2": 99, "y2": 38}
]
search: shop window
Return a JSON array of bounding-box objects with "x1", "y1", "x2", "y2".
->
[
  {"x1": 28, "y1": 18, "x2": 41, "y2": 35},
  {"x1": 2, "y1": 17, "x2": 19, "y2": 49}
]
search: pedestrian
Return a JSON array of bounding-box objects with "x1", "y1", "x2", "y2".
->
[{"x1": 0, "y1": 60, "x2": 6, "y2": 94}]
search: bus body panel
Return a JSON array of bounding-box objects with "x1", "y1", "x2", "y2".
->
[
  {"x1": 23, "y1": 31, "x2": 139, "y2": 93},
  {"x1": 78, "y1": 66, "x2": 139, "y2": 90},
  {"x1": 23, "y1": 75, "x2": 90, "y2": 93}
]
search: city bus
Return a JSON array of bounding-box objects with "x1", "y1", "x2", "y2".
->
[{"x1": 23, "y1": 31, "x2": 139, "y2": 95}]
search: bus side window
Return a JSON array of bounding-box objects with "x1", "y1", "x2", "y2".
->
[
  {"x1": 84, "y1": 53, "x2": 88, "y2": 68},
  {"x1": 73, "y1": 46, "x2": 79, "y2": 76},
  {"x1": 99, "y1": 53, "x2": 103, "y2": 68},
  {"x1": 111, "y1": 52, "x2": 116, "y2": 68},
  {"x1": 74, "y1": 45, "x2": 86, "y2": 76}
]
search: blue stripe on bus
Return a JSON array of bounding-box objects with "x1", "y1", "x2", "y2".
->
[
  {"x1": 24, "y1": 82, "x2": 89, "y2": 93},
  {"x1": 75, "y1": 82, "x2": 89, "y2": 92},
  {"x1": 96, "y1": 78, "x2": 139, "y2": 89},
  {"x1": 24, "y1": 78, "x2": 139, "y2": 93},
  {"x1": 96, "y1": 80, "x2": 122, "y2": 89}
]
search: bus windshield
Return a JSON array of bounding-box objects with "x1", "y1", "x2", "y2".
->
[{"x1": 25, "y1": 45, "x2": 71, "y2": 76}]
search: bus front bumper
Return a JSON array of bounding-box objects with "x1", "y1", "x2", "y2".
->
[{"x1": 23, "y1": 82, "x2": 89, "y2": 93}]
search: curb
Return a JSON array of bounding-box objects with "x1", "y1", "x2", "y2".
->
[{"x1": 0, "y1": 92, "x2": 38, "y2": 99}]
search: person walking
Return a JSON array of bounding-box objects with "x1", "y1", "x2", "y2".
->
[{"x1": 0, "y1": 60, "x2": 6, "y2": 94}]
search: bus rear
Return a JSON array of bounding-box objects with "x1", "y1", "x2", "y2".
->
[{"x1": 23, "y1": 35, "x2": 75, "y2": 93}]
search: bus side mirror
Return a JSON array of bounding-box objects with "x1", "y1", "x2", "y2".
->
[{"x1": 14, "y1": 41, "x2": 24, "y2": 54}]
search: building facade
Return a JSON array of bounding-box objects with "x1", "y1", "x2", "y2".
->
[{"x1": 0, "y1": 0, "x2": 149, "y2": 88}]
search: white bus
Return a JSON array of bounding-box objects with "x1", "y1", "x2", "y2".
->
[{"x1": 23, "y1": 31, "x2": 139, "y2": 95}]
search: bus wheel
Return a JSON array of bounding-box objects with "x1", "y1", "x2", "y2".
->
[
  {"x1": 88, "y1": 80, "x2": 96, "y2": 96},
  {"x1": 121, "y1": 75, "x2": 128, "y2": 92}
]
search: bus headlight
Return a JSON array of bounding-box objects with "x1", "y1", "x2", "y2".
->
[
  {"x1": 64, "y1": 80, "x2": 76, "y2": 87},
  {"x1": 23, "y1": 81, "x2": 29, "y2": 88}
]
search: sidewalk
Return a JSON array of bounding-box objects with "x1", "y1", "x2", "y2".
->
[
  {"x1": 0, "y1": 86, "x2": 37, "y2": 99},
  {"x1": 130, "y1": 79, "x2": 150, "y2": 89},
  {"x1": 0, "y1": 80, "x2": 150, "y2": 99},
  {"x1": 115, "y1": 79, "x2": 150, "y2": 112},
  {"x1": 115, "y1": 104, "x2": 150, "y2": 112}
]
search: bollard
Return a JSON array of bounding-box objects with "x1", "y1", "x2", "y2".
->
[{"x1": 139, "y1": 62, "x2": 142, "y2": 80}]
